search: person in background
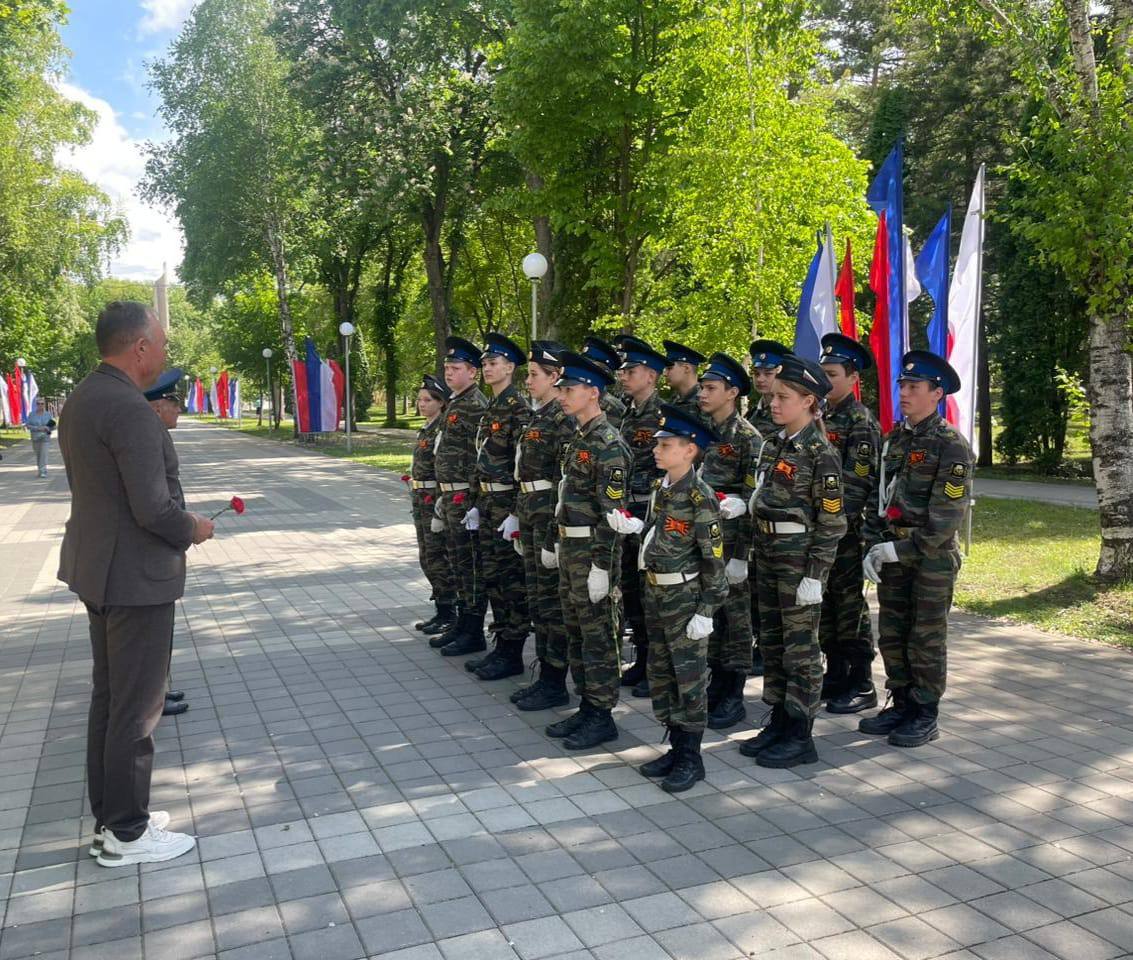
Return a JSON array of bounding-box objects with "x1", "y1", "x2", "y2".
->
[{"x1": 26, "y1": 397, "x2": 54, "y2": 478}]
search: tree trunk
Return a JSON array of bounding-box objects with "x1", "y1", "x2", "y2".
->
[
  {"x1": 1086, "y1": 305, "x2": 1133, "y2": 581},
  {"x1": 422, "y1": 205, "x2": 450, "y2": 374},
  {"x1": 265, "y1": 223, "x2": 300, "y2": 437}
]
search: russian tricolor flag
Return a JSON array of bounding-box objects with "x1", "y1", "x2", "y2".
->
[{"x1": 292, "y1": 339, "x2": 343, "y2": 433}]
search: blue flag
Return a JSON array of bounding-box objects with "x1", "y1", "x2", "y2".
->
[
  {"x1": 793, "y1": 238, "x2": 823, "y2": 361},
  {"x1": 916, "y1": 208, "x2": 952, "y2": 359},
  {"x1": 867, "y1": 142, "x2": 906, "y2": 421},
  {"x1": 304, "y1": 338, "x2": 322, "y2": 433}
]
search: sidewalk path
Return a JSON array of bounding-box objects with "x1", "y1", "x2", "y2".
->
[
  {"x1": 977, "y1": 478, "x2": 1097, "y2": 510},
  {"x1": 1, "y1": 420, "x2": 1131, "y2": 960}
]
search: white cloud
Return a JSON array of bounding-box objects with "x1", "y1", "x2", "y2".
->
[
  {"x1": 56, "y1": 81, "x2": 184, "y2": 283},
  {"x1": 138, "y1": 0, "x2": 196, "y2": 35}
]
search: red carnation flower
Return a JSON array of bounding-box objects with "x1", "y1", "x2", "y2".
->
[
  {"x1": 886, "y1": 506, "x2": 903, "y2": 521},
  {"x1": 209, "y1": 495, "x2": 246, "y2": 521},
  {"x1": 453, "y1": 492, "x2": 466, "y2": 505},
  {"x1": 716, "y1": 491, "x2": 726, "y2": 501},
  {"x1": 423, "y1": 495, "x2": 434, "y2": 505}
]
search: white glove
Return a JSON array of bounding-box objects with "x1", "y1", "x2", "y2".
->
[
  {"x1": 718, "y1": 496, "x2": 746, "y2": 520},
  {"x1": 434, "y1": 497, "x2": 444, "y2": 519},
  {"x1": 430, "y1": 516, "x2": 445, "y2": 533},
  {"x1": 606, "y1": 509, "x2": 644, "y2": 535},
  {"x1": 513, "y1": 537, "x2": 524, "y2": 557},
  {"x1": 498, "y1": 513, "x2": 520, "y2": 541},
  {"x1": 587, "y1": 565, "x2": 610, "y2": 603},
  {"x1": 795, "y1": 576, "x2": 824, "y2": 606},
  {"x1": 725, "y1": 558, "x2": 748, "y2": 585},
  {"x1": 461, "y1": 507, "x2": 480, "y2": 531},
  {"x1": 685, "y1": 614, "x2": 715, "y2": 640},
  {"x1": 540, "y1": 546, "x2": 559, "y2": 569},
  {"x1": 863, "y1": 542, "x2": 898, "y2": 584}
]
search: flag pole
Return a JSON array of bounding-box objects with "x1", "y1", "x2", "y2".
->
[
  {"x1": 964, "y1": 165, "x2": 986, "y2": 557},
  {"x1": 824, "y1": 222, "x2": 837, "y2": 295}
]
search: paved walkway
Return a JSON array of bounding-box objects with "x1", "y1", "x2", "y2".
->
[
  {"x1": 1, "y1": 421, "x2": 1131, "y2": 960},
  {"x1": 976, "y1": 479, "x2": 1097, "y2": 510}
]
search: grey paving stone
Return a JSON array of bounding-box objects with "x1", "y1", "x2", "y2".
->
[
  {"x1": 71, "y1": 904, "x2": 141, "y2": 947},
  {"x1": 212, "y1": 905, "x2": 285, "y2": 951},
  {"x1": 1022, "y1": 920, "x2": 1127, "y2": 960},
  {"x1": 355, "y1": 907, "x2": 433, "y2": 956},
  {"x1": 291, "y1": 920, "x2": 367, "y2": 960},
  {"x1": 435, "y1": 929, "x2": 515, "y2": 960},
  {"x1": 655, "y1": 920, "x2": 744, "y2": 960},
  {"x1": 562, "y1": 903, "x2": 645, "y2": 947},
  {"x1": 620, "y1": 891, "x2": 703, "y2": 933},
  {"x1": 503, "y1": 916, "x2": 585, "y2": 960},
  {"x1": 142, "y1": 918, "x2": 217, "y2": 960},
  {"x1": 418, "y1": 895, "x2": 495, "y2": 939},
  {"x1": 340, "y1": 877, "x2": 412, "y2": 919},
  {"x1": 478, "y1": 883, "x2": 557, "y2": 925},
  {"x1": 0, "y1": 917, "x2": 71, "y2": 959}
]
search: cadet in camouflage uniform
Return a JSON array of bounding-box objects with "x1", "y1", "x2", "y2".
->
[
  {"x1": 582, "y1": 337, "x2": 627, "y2": 421},
  {"x1": 817, "y1": 333, "x2": 881, "y2": 714},
  {"x1": 745, "y1": 338, "x2": 790, "y2": 678},
  {"x1": 662, "y1": 340, "x2": 705, "y2": 420},
  {"x1": 615, "y1": 339, "x2": 668, "y2": 697},
  {"x1": 512, "y1": 341, "x2": 574, "y2": 711},
  {"x1": 611, "y1": 404, "x2": 726, "y2": 792},
  {"x1": 861, "y1": 351, "x2": 973, "y2": 748},
  {"x1": 544, "y1": 353, "x2": 631, "y2": 750},
  {"x1": 466, "y1": 333, "x2": 532, "y2": 679},
  {"x1": 696, "y1": 353, "x2": 762, "y2": 729},
  {"x1": 739, "y1": 355, "x2": 846, "y2": 769},
  {"x1": 431, "y1": 337, "x2": 489, "y2": 656},
  {"x1": 410, "y1": 374, "x2": 456, "y2": 636}
]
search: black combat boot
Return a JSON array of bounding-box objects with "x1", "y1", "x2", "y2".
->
[
  {"x1": 858, "y1": 687, "x2": 912, "y2": 735},
  {"x1": 621, "y1": 637, "x2": 648, "y2": 687},
  {"x1": 705, "y1": 662, "x2": 727, "y2": 714},
  {"x1": 750, "y1": 642, "x2": 764, "y2": 677},
  {"x1": 476, "y1": 637, "x2": 525, "y2": 681},
  {"x1": 429, "y1": 609, "x2": 465, "y2": 648},
  {"x1": 440, "y1": 613, "x2": 486, "y2": 656},
  {"x1": 738, "y1": 704, "x2": 789, "y2": 757},
  {"x1": 756, "y1": 714, "x2": 818, "y2": 768},
  {"x1": 662, "y1": 729, "x2": 705, "y2": 793},
  {"x1": 888, "y1": 700, "x2": 939, "y2": 747},
  {"x1": 827, "y1": 659, "x2": 878, "y2": 714},
  {"x1": 162, "y1": 698, "x2": 188, "y2": 717},
  {"x1": 517, "y1": 663, "x2": 570, "y2": 711},
  {"x1": 421, "y1": 600, "x2": 458, "y2": 635},
  {"x1": 546, "y1": 700, "x2": 590, "y2": 738},
  {"x1": 819, "y1": 656, "x2": 849, "y2": 701},
  {"x1": 465, "y1": 622, "x2": 504, "y2": 670},
  {"x1": 639, "y1": 727, "x2": 680, "y2": 778},
  {"x1": 414, "y1": 599, "x2": 438, "y2": 632},
  {"x1": 511, "y1": 659, "x2": 544, "y2": 703},
  {"x1": 707, "y1": 671, "x2": 747, "y2": 730},
  {"x1": 563, "y1": 706, "x2": 618, "y2": 750}
]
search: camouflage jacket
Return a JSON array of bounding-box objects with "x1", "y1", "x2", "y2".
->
[
  {"x1": 751, "y1": 421, "x2": 847, "y2": 582},
  {"x1": 698, "y1": 409, "x2": 763, "y2": 556},
  {"x1": 554, "y1": 412, "x2": 630, "y2": 569},
  {"x1": 434, "y1": 385, "x2": 487, "y2": 504},
  {"x1": 863, "y1": 412, "x2": 974, "y2": 561},
  {"x1": 474, "y1": 384, "x2": 529, "y2": 511},
  {"x1": 668, "y1": 384, "x2": 702, "y2": 421},
  {"x1": 746, "y1": 396, "x2": 777, "y2": 439},
  {"x1": 411, "y1": 415, "x2": 442, "y2": 482},
  {"x1": 641, "y1": 468, "x2": 728, "y2": 619},
  {"x1": 619, "y1": 389, "x2": 664, "y2": 510},
  {"x1": 516, "y1": 397, "x2": 573, "y2": 541},
  {"x1": 822, "y1": 393, "x2": 881, "y2": 526},
  {"x1": 600, "y1": 391, "x2": 627, "y2": 422}
]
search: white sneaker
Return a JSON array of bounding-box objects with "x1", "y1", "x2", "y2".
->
[
  {"x1": 96, "y1": 818, "x2": 194, "y2": 867},
  {"x1": 88, "y1": 811, "x2": 171, "y2": 858}
]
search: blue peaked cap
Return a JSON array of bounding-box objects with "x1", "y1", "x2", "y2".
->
[
  {"x1": 821, "y1": 333, "x2": 874, "y2": 371},
  {"x1": 482, "y1": 332, "x2": 526, "y2": 366},
  {"x1": 655, "y1": 402, "x2": 719, "y2": 448},
  {"x1": 444, "y1": 336, "x2": 482, "y2": 368},
  {"x1": 699, "y1": 352, "x2": 751, "y2": 397},
  {"x1": 144, "y1": 368, "x2": 185, "y2": 402},
  {"x1": 556, "y1": 351, "x2": 614, "y2": 391},
  {"x1": 749, "y1": 339, "x2": 791, "y2": 369},
  {"x1": 897, "y1": 350, "x2": 961, "y2": 395}
]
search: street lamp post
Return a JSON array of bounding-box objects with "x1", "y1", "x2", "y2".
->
[
  {"x1": 339, "y1": 322, "x2": 355, "y2": 453},
  {"x1": 262, "y1": 348, "x2": 273, "y2": 429},
  {"x1": 522, "y1": 252, "x2": 548, "y2": 342}
]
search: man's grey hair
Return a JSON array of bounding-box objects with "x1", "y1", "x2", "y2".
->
[{"x1": 96, "y1": 301, "x2": 155, "y2": 358}]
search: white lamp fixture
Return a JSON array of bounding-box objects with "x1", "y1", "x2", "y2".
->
[
  {"x1": 262, "y1": 348, "x2": 273, "y2": 359},
  {"x1": 522, "y1": 252, "x2": 548, "y2": 281}
]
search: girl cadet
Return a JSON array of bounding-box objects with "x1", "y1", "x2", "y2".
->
[
  {"x1": 510, "y1": 341, "x2": 575, "y2": 711},
  {"x1": 739, "y1": 354, "x2": 847, "y2": 769}
]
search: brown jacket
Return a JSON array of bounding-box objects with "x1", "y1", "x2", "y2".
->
[{"x1": 58, "y1": 363, "x2": 196, "y2": 606}]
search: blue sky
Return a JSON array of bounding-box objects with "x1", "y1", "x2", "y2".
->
[{"x1": 58, "y1": 0, "x2": 195, "y2": 280}]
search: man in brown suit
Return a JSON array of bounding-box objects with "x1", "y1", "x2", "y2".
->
[{"x1": 58, "y1": 301, "x2": 214, "y2": 867}]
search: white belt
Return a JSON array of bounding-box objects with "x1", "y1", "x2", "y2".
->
[
  {"x1": 439, "y1": 482, "x2": 470, "y2": 492},
  {"x1": 520, "y1": 480, "x2": 554, "y2": 493},
  {"x1": 646, "y1": 569, "x2": 698, "y2": 586},
  {"x1": 480, "y1": 481, "x2": 514, "y2": 492},
  {"x1": 756, "y1": 519, "x2": 807, "y2": 535},
  {"x1": 412, "y1": 480, "x2": 437, "y2": 490},
  {"x1": 559, "y1": 525, "x2": 592, "y2": 538}
]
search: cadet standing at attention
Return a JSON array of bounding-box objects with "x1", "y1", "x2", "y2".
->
[
  {"x1": 411, "y1": 374, "x2": 457, "y2": 637},
  {"x1": 616, "y1": 339, "x2": 668, "y2": 697},
  {"x1": 817, "y1": 333, "x2": 882, "y2": 714},
  {"x1": 467, "y1": 333, "x2": 532, "y2": 681},
  {"x1": 860, "y1": 350, "x2": 972, "y2": 748},
  {"x1": 662, "y1": 340, "x2": 706, "y2": 419},
  {"x1": 581, "y1": 336, "x2": 627, "y2": 420},
  {"x1": 431, "y1": 337, "x2": 489, "y2": 656},
  {"x1": 544, "y1": 353, "x2": 630, "y2": 750},
  {"x1": 512, "y1": 341, "x2": 574, "y2": 711},
  {"x1": 696, "y1": 352, "x2": 762, "y2": 730},
  {"x1": 739, "y1": 355, "x2": 846, "y2": 769},
  {"x1": 745, "y1": 338, "x2": 791, "y2": 677},
  {"x1": 610, "y1": 404, "x2": 726, "y2": 792}
]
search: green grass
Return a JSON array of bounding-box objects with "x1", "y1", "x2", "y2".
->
[
  {"x1": 216, "y1": 418, "x2": 415, "y2": 473},
  {"x1": 0, "y1": 426, "x2": 25, "y2": 450},
  {"x1": 956, "y1": 498, "x2": 1133, "y2": 647}
]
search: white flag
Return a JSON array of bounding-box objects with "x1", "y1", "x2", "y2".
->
[
  {"x1": 319, "y1": 360, "x2": 338, "y2": 432},
  {"x1": 947, "y1": 166, "x2": 985, "y2": 446},
  {"x1": 810, "y1": 236, "x2": 839, "y2": 343}
]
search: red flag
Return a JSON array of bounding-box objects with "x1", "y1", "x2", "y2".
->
[
  {"x1": 292, "y1": 359, "x2": 310, "y2": 432},
  {"x1": 869, "y1": 213, "x2": 893, "y2": 432},
  {"x1": 835, "y1": 240, "x2": 862, "y2": 400},
  {"x1": 216, "y1": 370, "x2": 230, "y2": 419}
]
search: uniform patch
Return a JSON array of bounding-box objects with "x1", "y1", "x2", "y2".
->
[
  {"x1": 490, "y1": 420, "x2": 502, "y2": 432},
  {"x1": 772, "y1": 460, "x2": 797, "y2": 482},
  {"x1": 605, "y1": 467, "x2": 625, "y2": 501},
  {"x1": 826, "y1": 431, "x2": 841, "y2": 445},
  {"x1": 664, "y1": 517, "x2": 690, "y2": 535},
  {"x1": 576, "y1": 450, "x2": 591, "y2": 465},
  {"x1": 690, "y1": 487, "x2": 704, "y2": 505},
  {"x1": 610, "y1": 468, "x2": 624, "y2": 482},
  {"x1": 524, "y1": 428, "x2": 543, "y2": 442},
  {"x1": 857, "y1": 441, "x2": 872, "y2": 457},
  {"x1": 632, "y1": 428, "x2": 654, "y2": 446},
  {"x1": 418, "y1": 439, "x2": 429, "y2": 449},
  {"x1": 821, "y1": 497, "x2": 843, "y2": 514},
  {"x1": 709, "y1": 521, "x2": 723, "y2": 558},
  {"x1": 447, "y1": 413, "x2": 458, "y2": 425},
  {"x1": 709, "y1": 521, "x2": 721, "y2": 538},
  {"x1": 717, "y1": 443, "x2": 737, "y2": 458},
  {"x1": 908, "y1": 450, "x2": 926, "y2": 466},
  {"x1": 950, "y1": 462, "x2": 967, "y2": 478},
  {"x1": 944, "y1": 481, "x2": 965, "y2": 499},
  {"x1": 853, "y1": 461, "x2": 869, "y2": 477},
  {"x1": 744, "y1": 473, "x2": 756, "y2": 488},
  {"x1": 823, "y1": 474, "x2": 839, "y2": 490}
]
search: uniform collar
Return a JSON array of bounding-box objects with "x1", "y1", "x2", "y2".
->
[
  {"x1": 449, "y1": 383, "x2": 478, "y2": 401},
  {"x1": 903, "y1": 411, "x2": 941, "y2": 436},
  {"x1": 661, "y1": 468, "x2": 694, "y2": 494},
  {"x1": 629, "y1": 389, "x2": 658, "y2": 414},
  {"x1": 577, "y1": 411, "x2": 608, "y2": 436},
  {"x1": 831, "y1": 393, "x2": 857, "y2": 415}
]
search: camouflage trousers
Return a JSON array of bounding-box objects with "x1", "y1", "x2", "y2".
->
[
  {"x1": 817, "y1": 528, "x2": 874, "y2": 664},
  {"x1": 477, "y1": 491, "x2": 529, "y2": 643},
  {"x1": 559, "y1": 537, "x2": 622, "y2": 710},
  {"x1": 518, "y1": 492, "x2": 567, "y2": 668},
  {"x1": 755, "y1": 542, "x2": 823, "y2": 719},
  {"x1": 877, "y1": 550, "x2": 958, "y2": 704},
  {"x1": 709, "y1": 531, "x2": 751, "y2": 673},
  {"x1": 441, "y1": 493, "x2": 484, "y2": 615},
  {"x1": 411, "y1": 492, "x2": 454, "y2": 602},
  {"x1": 644, "y1": 581, "x2": 708, "y2": 731}
]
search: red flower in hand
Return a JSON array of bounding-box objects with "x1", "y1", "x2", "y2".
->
[
  {"x1": 230, "y1": 496, "x2": 245, "y2": 515},
  {"x1": 715, "y1": 491, "x2": 726, "y2": 501},
  {"x1": 510, "y1": 531, "x2": 520, "y2": 539},
  {"x1": 401, "y1": 474, "x2": 411, "y2": 484},
  {"x1": 423, "y1": 495, "x2": 434, "y2": 505},
  {"x1": 453, "y1": 492, "x2": 466, "y2": 505},
  {"x1": 886, "y1": 506, "x2": 903, "y2": 521},
  {"x1": 620, "y1": 509, "x2": 633, "y2": 518}
]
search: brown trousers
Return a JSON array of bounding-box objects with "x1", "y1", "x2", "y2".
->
[{"x1": 85, "y1": 602, "x2": 175, "y2": 842}]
